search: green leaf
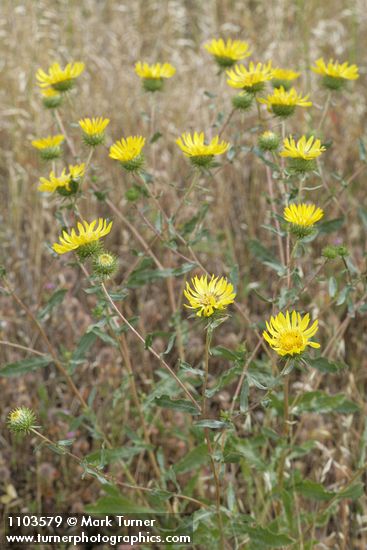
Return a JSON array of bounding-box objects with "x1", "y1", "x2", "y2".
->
[
  {"x1": 37, "y1": 288, "x2": 67, "y2": 320},
  {"x1": 153, "y1": 395, "x2": 200, "y2": 415},
  {"x1": 295, "y1": 391, "x2": 359, "y2": 414},
  {"x1": 174, "y1": 443, "x2": 209, "y2": 474},
  {"x1": 210, "y1": 346, "x2": 245, "y2": 363},
  {"x1": 205, "y1": 364, "x2": 242, "y2": 398},
  {"x1": 86, "y1": 445, "x2": 152, "y2": 467},
  {"x1": 85, "y1": 495, "x2": 154, "y2": 514},
  {"x1": 337, "y1": 482, "x2": 364, "y2": 500},
  {"x1": 249, "y1": 239, "x2": 284, "y2": 275},
  {"x1": 240, "y1": 378, "x2": 250, "y2": 413},
  {"x1": 294, "y1": 479, "x2": 335, "y2": 501},
  {"x1": 150, "y1": 131, "x2": 163, "y2": 144},
  {"x1": 318, "y1": 217, "x2": 344, "y2": 234},
  {"x1": 70, "y1": 331, "x2": 98, "y2": 369},
  {"x1": 0, "y1": 356, "x2": 52, "y2": 377},
  {"x1": 306, "y1": 356, "x2": 346, "y2": 374},
  {"x1": 247, "y1": 526, "x2": 294, "y2": 547},
  {"x1": 128, "y1": 260, "x2": 195, "y2": 288},
  {"x1": 194, "y1": 420, "x2": 231, "y2": 429}
]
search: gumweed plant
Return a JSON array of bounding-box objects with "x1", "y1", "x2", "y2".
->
[{"x1": 4, "y1": 31, "x2": 367, "y2": 550}]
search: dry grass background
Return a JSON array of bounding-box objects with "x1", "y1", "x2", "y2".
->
[{"x1": 1, "y1": 0, "x2": 367, "y2": 548}]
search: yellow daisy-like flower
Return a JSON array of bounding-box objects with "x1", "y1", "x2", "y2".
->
[
  {"x1": 311, "y1": 58, "x2": 359, "y2": 90},
  {"x1": 38, "y1": 169, "x2": 70, "y2": 193},
  {"x1": 135, "y1": 62, "x2": 176, "y2": 92},
  {"x1": 263, "y1": 311, "x2": 320, "y2": 357},
  {"x1": 52, "y1": 218, "x2": 113, "y2": 258},
  {"x1": 271, "y1": 68, "x2": 300, "y2": 90},
  {"x1": 109, "y1": 136, "x2": 146, "y2": 172},
  {"x1": 31, "y1": 134, "x2": 65, "y2": 160},
  {"x1": 284, "y1": 203, "x2": 324, "y2": 237},
  {"x1": 257, "y1": 87, "x2": 312, "y2": 117},
  {"x1": 204, "y1": 38, "x2": 251, "y2": 68},
  {"x1": 38, "y1": 163, "x2": 85, "y2": 195},
  {"x1": 226, "y1": 61, "x2": 273, "y2": 93},
  {"x1": 284, "y1": 203, "x2": 324, "y2": 227},
  {"x1": 176, "y1": 132, "x2": 230, "y2": 168},
  {"x1": 79, "y1": 117, "x2": 110, "y2": 146},
  {"x1": 184, "y1": 275, "x2": 236, "y2": 318},
  {"x1": 280, "y1": 135, "x2": 326, "y2": 172},
  {"x1": 36, "y1": 61, "x2": 85, "y2": 92}
]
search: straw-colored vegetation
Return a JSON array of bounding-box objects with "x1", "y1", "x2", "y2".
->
[{"x1": 1, "y1": 1, "x2": 367, "y2": 548}]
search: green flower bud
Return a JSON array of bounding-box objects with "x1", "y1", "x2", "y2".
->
[
  {"x1": 232, "y1": 92, "x2": 253, "y2": 111},
  {"x1": 42, "y1": 95, "x2": 63, "y2": 110},
  {"x1": 258, "y1": 131, "x2": 280, "y2": 152},
  {"x1": 142, "y1": 78, "x2": 164, "y2": 92},
  {"x1": 7, "y1": 407, "x2": 37, "y2": 434},
  {"x1": 125, "y1": 186, "x2": 141, "y2": 201},
  {"x1": 92, "y1": 251, "x2": 118, "y2": 280}
]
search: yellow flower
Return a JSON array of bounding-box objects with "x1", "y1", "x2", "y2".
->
[
  {"x1": 36, "y1": 61, "x2": 85, "y2": 92},
  {"x1": 69, "y1": 164, "x2": 86, "y2": 180},
  {"x1": 40, "y1": 88, "x2": 62, "y2": 109},
  {"x1": 184, "y1": 275, "x2": 236, "y2": 317},
  {"x1": 226, "y1": 62, "x2": 273, "y2": 93},
  {"x1": 204, "y1": 38, "x2": 251, "y2": 68},
  {"x1": 280, "y1": 135, "x2": 326, "y2": 172},
  {"x1": 176, "y1": 132, "x2": 229, "y2": 167},
  {"x1": 257, "y1": 87, "x2": 312, "y2": 117},
  {"x1": 38, "y1": 164, "x2": 85, "y2": 194},
  {"x1": 79, "y1": 117, "x2": 110, "y2": 146},
  {"x1": 263, "y1": 311, "x2": 320, "y2": 356},
  {"x1": 52, "y1": 218, "x2": 112, "y2": 257},
  {"x1": 38, "y1": 169, "x2": 70, "y2": 193},
  {"x1": 284, "y1": 203, "x2": 324, "y2": 227},
  {"x1": 135, "y1": 62, "x2": 176, "y2": 91},
  {"x1": 311, "y1": 58, "x2": 359, "y2": 89},
  {"x1": 109, "y1": 136, "x2": 146, "y2": 171},
  {"x1": 272, "y1": 68, "x2": 300, "y2": 90},
  {"x1": 272, "y1": 68, "x2": 300, "y2": 81},
  {"x1": 31, "y1": 134, "x2": 65, "y2": 160}
]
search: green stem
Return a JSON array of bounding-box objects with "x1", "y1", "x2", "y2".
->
[{"x1": 202, "y1": 327, "x2": 225, "y2": 549}]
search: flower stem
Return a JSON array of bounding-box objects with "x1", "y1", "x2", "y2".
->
[{"x1": 202, "y1": 327, "x2": 225, "y2": 549}]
